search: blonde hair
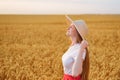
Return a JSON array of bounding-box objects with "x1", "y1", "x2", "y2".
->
[{"x1": 76, "y1": 29, "x2": 90, "y2": 80}]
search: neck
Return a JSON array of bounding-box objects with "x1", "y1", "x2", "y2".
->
[{"x1": 70, "y1": 36, "x2": 78, "y2": 46}]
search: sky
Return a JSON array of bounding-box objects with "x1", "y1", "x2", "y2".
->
[{"x1": 0, "y1": 0, "x2": 120, "y2": 14}]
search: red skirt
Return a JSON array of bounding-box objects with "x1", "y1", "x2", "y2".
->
[{"x1": 62, "y1": 74, "x2": 81, "y2": 80}]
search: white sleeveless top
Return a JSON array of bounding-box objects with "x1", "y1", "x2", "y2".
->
[{"x1": 62, "y1": 43, "x2": 86, "y2": 75}]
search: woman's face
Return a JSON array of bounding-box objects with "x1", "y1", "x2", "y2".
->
[{"x1": 66, "y1": 24, "x2": 77, "y2": 37}]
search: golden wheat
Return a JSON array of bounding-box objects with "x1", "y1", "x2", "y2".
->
[{"x1": 0, "y1": 15, "x2": 120, "y2": 80}]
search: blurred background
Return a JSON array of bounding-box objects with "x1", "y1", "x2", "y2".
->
[{"x1": 0, "y1": 0, "x2": 120, "y2": 80}]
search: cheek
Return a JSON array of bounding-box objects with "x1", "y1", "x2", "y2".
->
[
  {"x1": 67, "y1": 28, "x2": 76, "y2": 36},
  {"x1": 72, "y1": 29, "x2": 78, "y2": 36},
  {"x1": 67, "y1": 29, "x2": 73, "y2": 36},
  {"x1": 69, "y1": 29, "x2": 73, "y2": 34}
]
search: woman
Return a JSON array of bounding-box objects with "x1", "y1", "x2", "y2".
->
[{"x1": 62, "y1": 15, "x2": 90, "y2": 80}]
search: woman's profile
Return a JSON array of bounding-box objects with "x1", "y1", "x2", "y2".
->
[{"x1": 62, "y1": 15, "x2": 90, "y2": 80}]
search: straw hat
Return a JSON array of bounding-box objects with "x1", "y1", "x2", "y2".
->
[{"x1": 65, "y1": 15, "x2": 88, "y2": 40}]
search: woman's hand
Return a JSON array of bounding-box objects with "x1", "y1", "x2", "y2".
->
[{"x1": 81, "y1": 40, "x2": 88, "y2": 49}]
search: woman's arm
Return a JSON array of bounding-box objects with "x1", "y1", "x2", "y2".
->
[{"x1": 72, "y1": 40, "x2": 88, "y2": 77}]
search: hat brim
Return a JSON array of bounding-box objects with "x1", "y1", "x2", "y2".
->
[
  {"x1": 65, "y1": 15, "x2": 73, "y2": 26},
  {"x1": 65, "y1": 15, "x2": 84, "y2": 40}
]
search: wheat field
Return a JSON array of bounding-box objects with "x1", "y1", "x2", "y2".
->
[{"x1": 0, "y1": 15, "x2": 120, "y2": 80}]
